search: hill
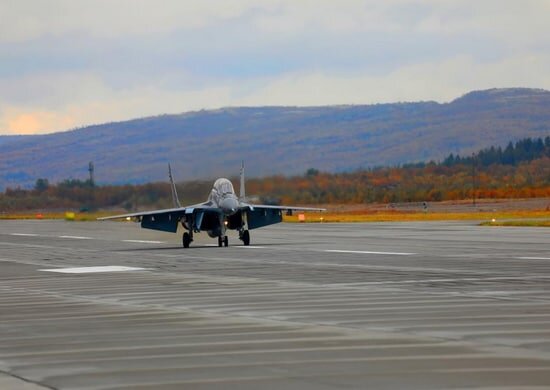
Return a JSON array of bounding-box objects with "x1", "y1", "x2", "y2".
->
[
  {"x1": 1, "y1": 88, "x2": 549, "y2": 190},
  {"x1": 2, "y1": 137, "x2": 548, "y2": 212},
  {"x1": 0, "y1": 135, "x2": 27, "y2": 146}
]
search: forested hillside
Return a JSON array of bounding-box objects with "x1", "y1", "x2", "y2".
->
[
  {"x1": 1, "y1": 88, "x2": 549, "y2": 190},
  {"x1": 2, "y1": 138, "x2": 548, "y2": 212}
]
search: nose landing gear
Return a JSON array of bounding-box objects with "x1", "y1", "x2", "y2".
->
[{"x1": 218, "y1": 235, "x2": 229, "y2": 247}]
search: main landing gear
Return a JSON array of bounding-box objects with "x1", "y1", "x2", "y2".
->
[
  {"x1": 182, "y1": 232, "x2": 192, "y2": 248},
  {"x1": 218, "y1": 235, "x2": 228, "y2": 247},
  {"x1": 182, "y1": 231, "x2": 248, "y2": 248},
  {"x1": 239, "y1": 229, "x2": 250, "y2": 246}
]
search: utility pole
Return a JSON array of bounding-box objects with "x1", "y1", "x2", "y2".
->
[{"x1": 88, "y1": 161, "x2": 95, "y2": 187}]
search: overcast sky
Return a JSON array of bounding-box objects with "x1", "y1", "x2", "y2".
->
[{"x1": 1, "y1": 0, "x2": 549, "y2": 135}]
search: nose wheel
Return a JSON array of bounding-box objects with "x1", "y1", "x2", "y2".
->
[{"x1": 218, "y1": 235, "x2": 228, "y2": 247}]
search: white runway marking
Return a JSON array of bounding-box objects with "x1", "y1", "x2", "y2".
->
[
  {"x1": 235, "y1": 246, "x2": 266, "y2": 249},
  {"x1": 40, "y1": 266, "x2": 148, "y2": 274},
  {"x1": 10, "y1": 233, "x2": 39, "y2": 237},
  {"x1": 122, "y1": 239, "x2": 165, "y2": 244},
  {"x1": 59, "y1": 235, "x2": 93, "y2": 240},
  {"x1": 340, "y1": 275, "x2": 550, "y2": 286},
  {"x1": 325, "y1": 249, "x2": 415, "y2": 256},
  {"x1": 518, "y1": 257, "x2": 550, "y2": 260}
]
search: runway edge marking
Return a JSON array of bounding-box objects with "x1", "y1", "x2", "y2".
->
[
  {"x1": 59, "y1": 235, "x2": 94, "y2": 240},
  {"x1": 122, "y1": 239, "x2": 166, "y2": 244},
  {"x1": 325, "y1": 249, "x2": 416, "y2": 256},
  {"x1": 39, "y1": 266, "x2": 149, "y2": 274}
]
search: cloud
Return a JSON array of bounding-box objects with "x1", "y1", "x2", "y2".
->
[
  {"x1": 413, "y1": 0, "x2": 550, "y2": 47},
  {"x1": 235, "y1": 54, "x2": 550, "y2": 106},
  {"x1": 0, "y1": 71, "x2": 236, "y2": 134},
  {"x1": 0, "y1": 0, "x2": 255, "y2": 42},
  {"x1": 0, "y1": 0, "x2": 549, "y2": 134}
]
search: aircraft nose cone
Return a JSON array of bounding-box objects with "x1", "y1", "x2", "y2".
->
[{"x1": 221, "y1": 198, "x2": 239, "y2": 215}]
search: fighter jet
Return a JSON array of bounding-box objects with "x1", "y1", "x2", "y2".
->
[{"x1": 98, "y1": 163, "x2": 325, "y2": 247}]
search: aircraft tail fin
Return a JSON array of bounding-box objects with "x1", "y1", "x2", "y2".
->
[
  {"x1": 239, "y1": 160, "x2": 246, "y2": 201},
  {"x1": 168, "y1": 164, "x2": 182, "y2": 208}
]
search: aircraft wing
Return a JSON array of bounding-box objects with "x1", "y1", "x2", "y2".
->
[
  {"x1": 98, "y1": 202, "x2": 220, "y2": 233},
  {"x1": 97, "y1": 207, "x2": 187, "y2": 221},
  {"x1": 97, "y1": 202, "x2": 212, "y2": 221},
  {"x1": 239, "y1": 203, "x2": 325, "y2": 230},
  {"x1": 241, "y1": 203, "x2": 326, "y2": 212}
]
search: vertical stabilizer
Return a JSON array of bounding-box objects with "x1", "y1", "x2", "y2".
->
[
  {"x1": 240, "y1": 161, "x2": 246, "y2": 201},
  {"x1": 168, "y1": 164, "x2": 182, "y2": 208}
]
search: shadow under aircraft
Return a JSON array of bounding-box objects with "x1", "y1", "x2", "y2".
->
[{"x1": 99, "y1": 164, "x2": 325, "y2": 247}]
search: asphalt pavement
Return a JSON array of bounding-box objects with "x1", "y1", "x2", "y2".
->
[{"x1": 1, "y1": 220, "x2": 549, "y2": 389}]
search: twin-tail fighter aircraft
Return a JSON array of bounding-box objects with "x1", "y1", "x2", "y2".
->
[{"x1": 99, "y1": 164, "x2": 325, "y2": 247}]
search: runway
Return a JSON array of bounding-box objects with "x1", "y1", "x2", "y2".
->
[{"x1": 1, "y1": 220, "x2": 549, "y2": 389}]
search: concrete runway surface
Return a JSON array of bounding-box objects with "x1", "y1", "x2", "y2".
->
[{"x1": 0, "y1": 220, "x2": 549, "y2": 389}]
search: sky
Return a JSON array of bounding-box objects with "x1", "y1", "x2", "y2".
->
[{"x1": 1, "y1": 0, "x2": 549, "y2": 135}]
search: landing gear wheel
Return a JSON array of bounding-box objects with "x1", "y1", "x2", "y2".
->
[
  {"x1": 223, "y1": 236, "x2": 229, "y2": 247},
  {"x1": 182, "y1": 232, "x2": 191, "y2": 248},
  {"x1": 242, "y1": 230, "x2": 250, "y2": 246},
  {"x1": 218, "y1": 236, "x2": 223, "y2": 247}
]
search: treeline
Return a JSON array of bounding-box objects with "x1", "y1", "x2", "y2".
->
[
  {"x1": 442, "y1": 137, "x2": 550, "y2": 167},
  {"x1": 246, "y1": 157, "x2": 549, "y2": 204},
  {"x1": 402, "y1": 137, "x2": 550, "y2": 168},
  {"x1": 1, "y1": 138, "x2": 549, "y2": 212},
  {"x1": 0, "y1": 180, "x2": 201, "y2": 212}
]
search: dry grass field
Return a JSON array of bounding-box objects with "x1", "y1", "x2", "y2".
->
[
  {"x1": 284, "y1": 209, "x2": 549, "y2": 224},
  {"x1": 286, "y1": 198, "x2": 549, "y2": 226}
]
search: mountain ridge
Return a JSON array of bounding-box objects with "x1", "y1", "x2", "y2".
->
[{"x1": 1, "y1": 88, "x2": 549, "y2": 190}]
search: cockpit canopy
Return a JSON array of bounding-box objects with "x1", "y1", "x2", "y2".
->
[
  {"x1": 213, "y1": 178, "x2": 235, "y2": 195},
  {"x1": 209, "y1": 178, "x2": 236, "y2": 205}
]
